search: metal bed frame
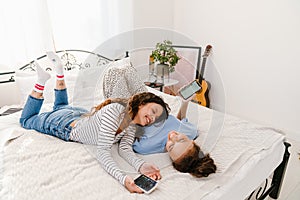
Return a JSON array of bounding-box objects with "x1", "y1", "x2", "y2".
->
[
  {"x1": 0, "y1": 49, "x2": 113, "y2": 84},
  {"x1": 0, "y1": 71, "x2": 15, "y2": 84},
  {"x1": 248, "y1": 142, "x2": 291, "y2": 200},
  {"x1": 19, "y1": 49, "x2": 113, "y2": 71}
]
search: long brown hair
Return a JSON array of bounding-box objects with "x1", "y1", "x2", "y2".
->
[
  {"x1": 91, "y1": 98, "x2": 127, "y2": 114},
  {"x1": 90, "y1": 92, "x2": 170, "y2": 133},
  {"x1": 127, "y1": 92, "x2": 170, "y2": 123},
  {"x1": 172, "y1": 143, "x2": 216, "y2": 178}
]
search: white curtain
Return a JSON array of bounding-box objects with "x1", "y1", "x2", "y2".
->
[
  {"x1": 45, "y1": 0, "x2": 134, "y2": 55},
  {"x1": 0, "y1": 0, "x2": 54, "y2": 69},
  {"x1": 0, "y1": 0, "x2": 133, "y2": 70}
]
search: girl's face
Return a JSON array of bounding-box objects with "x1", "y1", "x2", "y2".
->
[
  {"x1": 166, "y1": 131, "x2": 194, "y2": 161},
  {"x1": 133, "y1": 103, "x2": 164, "y2": 126}
]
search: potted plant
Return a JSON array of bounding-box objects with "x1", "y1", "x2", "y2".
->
[{"x1": 150, "y1": 40, "x2": 180, "y2": 75}]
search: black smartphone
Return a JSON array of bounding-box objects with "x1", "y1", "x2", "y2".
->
[
  {"x1": 179, "y1": 80, "x2": 202, "y2": 100},
  {"x1": 0, "y1": 108, "x2": 23, "y2": 116},
  {"x1": 134, "y1": 174, "x2": 158, "y2": 194}
]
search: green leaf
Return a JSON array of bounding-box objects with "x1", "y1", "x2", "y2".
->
[{"x1": 150, "y1": 40, "x2": 180, "y2": 71}]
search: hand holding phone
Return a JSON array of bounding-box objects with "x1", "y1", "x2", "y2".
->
[
  {"x1": 124, "y1": 176, "x2": 143, "y2": 193},
  {"x1": 134, "y1": 174, "x2": 158, "y2": 194},
  {"x1": 179, "y1": 80, "x2": 202, "y2": 100}
]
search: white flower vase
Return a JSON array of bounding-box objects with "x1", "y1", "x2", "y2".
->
[
  {"x1": 156, "y1": 63, "x2": 169, "y2": 83},
  {"x1": 148, "y1": 59, "x2": 156, "y2": 82}
]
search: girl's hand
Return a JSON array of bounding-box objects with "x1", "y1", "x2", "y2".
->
[
  {"x1": 124, "y1": 176, "x2": 143, "y2": 193},
  {"x1": 139, "y1": 162, "x2": 161, "y2": 180}
]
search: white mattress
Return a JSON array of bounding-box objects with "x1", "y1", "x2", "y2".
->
[{"x1": 0, "y1": 102, "x2": 285, "y2": 200}]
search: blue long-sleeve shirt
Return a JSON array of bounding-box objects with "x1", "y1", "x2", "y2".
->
[{"x1": 133, "y1": 115, "x2": 198, "y2": 154}]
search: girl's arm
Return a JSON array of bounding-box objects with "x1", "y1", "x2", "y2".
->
[
  {"x1": 176, "y1": 99, "x2": 189, "y2": 120},
  {"x1": 176, "y1": 93, "x2": 196, "y2": 120},
  {"x1": 119, "y1": 125, "x2": 161, "y2": 180},
  {"x1": 119, "y1": 125, "x2": 145, "y2": 170},
  {"x1": 95, "y1": 104, "x2": 136, "y2": 187}
]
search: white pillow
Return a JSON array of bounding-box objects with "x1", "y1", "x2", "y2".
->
[
  {"x1": 71, "y1": 66, "x2": 107, "y2": 110},
  {"x1": 146, "y1": 86, "x2": 181, "y2": 116}
]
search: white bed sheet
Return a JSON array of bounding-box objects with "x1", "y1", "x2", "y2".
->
[
  {"x1": 0, "y1": 102, "x2": 285, "y2": 200},
  {"x1": 184, "y1": 103, "x2": 286, "y2": 199}
]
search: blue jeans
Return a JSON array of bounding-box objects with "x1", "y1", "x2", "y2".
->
[{"x1": 20, "y1": 89, "x2": 88, "y2": 141}]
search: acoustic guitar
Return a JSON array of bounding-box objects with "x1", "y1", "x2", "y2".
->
[{"x1": 192, "y1": 45, "x2": 212, "y2": 107}]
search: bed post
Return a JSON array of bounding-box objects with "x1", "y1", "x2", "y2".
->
[
  {"x1": 269, "y1": 142, "x2": 291, "y2": 199},
  {"x1": 253, "y1": 142, "x2": 291, "y2": 200}
]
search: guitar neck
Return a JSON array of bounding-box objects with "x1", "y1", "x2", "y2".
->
[
  {"x1": 196, "y1": 45, "x2": 212, "y2": 83},
  {"x1": 198, "y1": 57, "x2": 207, "y2": 83}
]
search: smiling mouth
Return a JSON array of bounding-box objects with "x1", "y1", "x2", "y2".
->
[{"x1": 145, "y1": 116, "x2": 152, "y2": 125}]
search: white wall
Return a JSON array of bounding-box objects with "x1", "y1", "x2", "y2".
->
[
  {"x1": 133, "y1": 0, "x2": 300, "y2": 139},
  {"x1": 172, "y1": 0, "x2": 300, "y2": 139},
  {"x1": 132, "y1": 0, "x2": 174, "y2": 29}
]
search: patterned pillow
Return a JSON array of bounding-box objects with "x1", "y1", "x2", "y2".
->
[{"x1": 103, "y1": 57, "x2": 147, "y2": 99}]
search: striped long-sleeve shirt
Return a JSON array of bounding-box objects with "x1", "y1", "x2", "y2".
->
[{"x1": 70, "y1": 103, "x2": 145, "y2": 185}]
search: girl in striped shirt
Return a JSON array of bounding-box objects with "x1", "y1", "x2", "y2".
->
[
  {"x1": 19, "y1": 52, "x2": 170, "y2": 193},
  {"x1": 103, "y1": 59, "x2": 216, "y2": 179}
]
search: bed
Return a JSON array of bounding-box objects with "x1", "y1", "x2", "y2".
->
[{"x1": 0, "y1": 50, "x2": 290, "y2": 200}]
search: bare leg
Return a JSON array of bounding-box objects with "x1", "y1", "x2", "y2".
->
[
  {"x1": 30, "y1": 90, "x2": 44, "y2": 99},
  {"x1": 56, "y1": 79, "x2": 66, "y2": 90}
]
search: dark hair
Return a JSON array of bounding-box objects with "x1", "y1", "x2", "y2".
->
[
  {"x1": 91, "y1": 98, "x2": 127, "y2": 112},
  {"x1": 127, "y1": 92, "x2": 170, "y2": 123},
  {"x1": 172, "y1": 143, "x2": 216, "y2": 178},
  {"x1": 91, "y1": 92, "x2": 170, "y2": 132}
]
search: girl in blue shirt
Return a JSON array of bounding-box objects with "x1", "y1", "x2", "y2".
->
[{"x1": 133, "y1": 98, "x2": 198, "y2": 154}]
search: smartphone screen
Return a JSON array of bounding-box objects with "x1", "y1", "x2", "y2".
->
[
  {"x1": 179, "y1": 80, "x2": 202, "y2": 100},
  {"x1": 134, "y1": 174, "x2": 158, "y2": 194}
]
